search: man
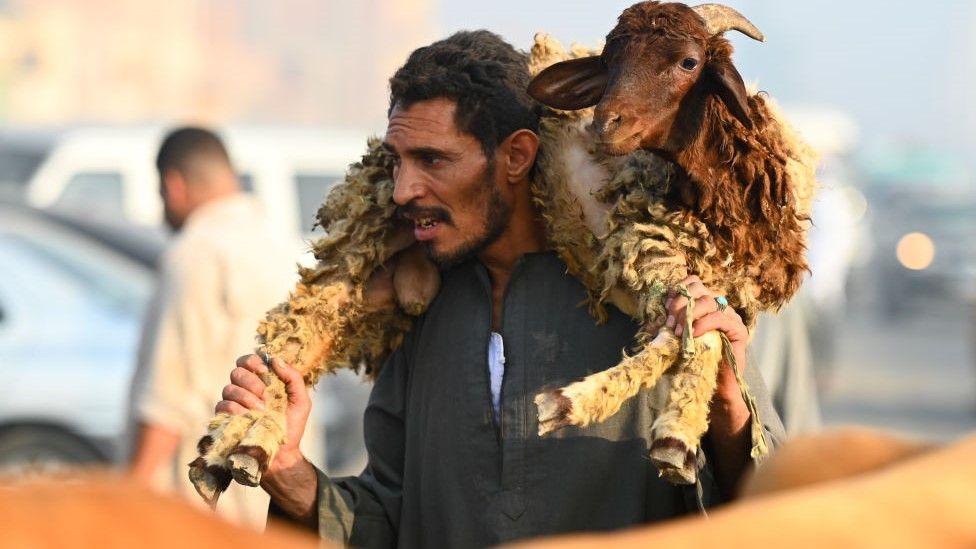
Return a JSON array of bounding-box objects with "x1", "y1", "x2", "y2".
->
[
  {"x1": 219, "y1": 31, "x2": 785, "y2": 546},
  {"x1": 127, "y1": 127, "x2": 312, "y2": 528}
]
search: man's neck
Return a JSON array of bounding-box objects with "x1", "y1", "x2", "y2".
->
[{"x1": 478, "y1": 192, "x2": 547, "y2": 329}]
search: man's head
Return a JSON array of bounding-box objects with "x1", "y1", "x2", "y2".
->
[
  {"x1": 156, "y1": 127, "x2": 238, "y2": 231},
  {"x1": 385, "y1": 30, "x2": 541, "y2": 267}
]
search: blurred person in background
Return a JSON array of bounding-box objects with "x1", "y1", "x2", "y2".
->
[{"x1": 127, "y1": 127, "x2": 303, "y2": 528}]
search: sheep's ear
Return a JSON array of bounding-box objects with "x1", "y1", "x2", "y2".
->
[
  {"x1": 707, "y1": 60, "x2": 753, "y2": 129},
  {"x1": 528, "y1": 56, "x2": 608, "y2": 111}
]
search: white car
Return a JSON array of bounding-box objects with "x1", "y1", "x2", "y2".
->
[
  {"x1": 25, "y1": 125, "x2": 372, "y2": 237},
  {"x1": 0, "y1": 201, "x2": 368, "y2": 476}
]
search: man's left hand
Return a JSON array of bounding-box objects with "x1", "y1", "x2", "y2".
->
[{"x1": 664, "y1": 274, "x2": 749, "y2": 407}]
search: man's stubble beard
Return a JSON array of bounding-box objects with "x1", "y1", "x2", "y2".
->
[{"x1": 423, "y1": 164, "x2": 512, "y2": 269}]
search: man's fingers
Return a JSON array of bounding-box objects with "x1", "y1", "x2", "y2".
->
[
  {"x1": 236, "y1": 354, "x2": 269, "y2": 375},
  {"x1": 692, "y1": 310, "x2": 748, "y2": 341},
  {"x1": 230, "y1": 367, "x2": 267, "y2": 397},
  {"x1": 670, "y1": 293, "x2": 717, "y2": 336},
  {"x1": 686, "y1": 280, "x2": 710, "y2": 300},
  {"x1": 222, "y1": 382, "x2": 267, "y2": 411},
  {"x1": 269, "y1": 358, "x2": 309, "y2": 405},
  {"x1": 215, "y1": 399, "x2": 250, "y2": 416},
  {"x1": 691, "y1": 295, "x2": 718, "y2": 319}
]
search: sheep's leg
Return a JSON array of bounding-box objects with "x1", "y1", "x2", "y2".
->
[
  {"x1": 649, "y1": 330, "x2": 722, "y2": 484},
  {"x1": 535, "y1": 329, "x2": 680, "y2": 436},
  {"x1": 227, "y1": 371, "x2": 289, "y2": 486},
  {"x1": 188, "y1": 412, "x2": 260, "y2": 507},
  {"x1": 392, "y1": 244, "x2": 440, "y2": 315}
]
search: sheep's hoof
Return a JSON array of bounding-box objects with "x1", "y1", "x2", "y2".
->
[
  {"x1": 650, "y1": 437, "x2": 697, "y2": 485},
  {"x1": 227, "y1": 446, "x2": 269, "y2": 487},
  {"x1": 535, "y1": 389, "x2": 573, "y2": 436},
  {"x1": 188, "y1": 457, "x2": 231, "y2": 508}
]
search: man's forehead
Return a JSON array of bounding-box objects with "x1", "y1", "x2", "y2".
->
[{"x1": 385, "y1": 98, "x2": 464, "y2": 144}]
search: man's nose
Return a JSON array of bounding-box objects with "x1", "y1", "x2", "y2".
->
[{"x1": 392, "y1": 163, "x2": 426, "y2": 206}]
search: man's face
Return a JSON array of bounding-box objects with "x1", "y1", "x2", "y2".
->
[
  {"x1": 386, "y1": 98, "x2": 511, "y2": 267},
  {"x1": 159, "y1": 171, "x2": 189, "y2": 231}
]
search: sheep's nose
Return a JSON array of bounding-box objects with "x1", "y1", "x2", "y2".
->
[{"x1": 594, "y1": 111, "x2": 623, "y2": 139}]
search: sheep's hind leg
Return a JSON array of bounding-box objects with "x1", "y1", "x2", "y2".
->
[
  {"x1": 188, "y1": 411, "x2": 260, "y2": 507},
  {"x1": 535, "y1": 329, "x2": 680, "y2": 436},
  {"x1": 226, "y1": 372, "x2": 289, "y2": 486},
  {"x1": 650, "y1": 331, "x2": 722, "y2": 484}
]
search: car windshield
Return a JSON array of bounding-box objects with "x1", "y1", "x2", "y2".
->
[
  {"x1": 295, "y1": 173, "x2": 341, "y2": 234},
  {"x1": 0, "y1": 213, "x2": 153, "y2": 316}
]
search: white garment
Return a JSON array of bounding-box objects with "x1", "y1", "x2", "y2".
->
[
  {"x1": 487, "y1": 332, "x2": 505, "y2": 422},
  {"x1": 127, "y1": 194, "x2": 316, "y2": 529}
]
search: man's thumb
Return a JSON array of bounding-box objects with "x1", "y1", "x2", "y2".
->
[{"x1": 270, "y1": 358, "x2": 306, "y2": 400}]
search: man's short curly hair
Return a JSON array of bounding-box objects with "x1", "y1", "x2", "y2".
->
[{"x1": 389, "y1": 30, "x2": 540, "y2": 158}]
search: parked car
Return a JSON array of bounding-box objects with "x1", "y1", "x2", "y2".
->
[
  {"x1": 0, "y1": 127, "x2": 57, "y2": 201},
  {"x1": 0, "y1": 201, "x2": 155, "y2": 472},
  {"x1": 0, "y1": 201, "x2": 368, "y2": 477},
  {"x1": 25, "y1": 125, "x2": 370, "y2": 237}
]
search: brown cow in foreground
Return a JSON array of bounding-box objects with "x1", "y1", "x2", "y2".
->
[
  {"x1": 0, "y1": 474, "x2": 320, "y2": 549},
  {"x1": 1, "y1": 428, "x2": 972, "y2": 548},
  {"x1": 508, "y1": 428, "x2": 976, "y2": 548}
]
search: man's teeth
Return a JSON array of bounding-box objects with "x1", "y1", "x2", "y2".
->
[{"x1": 416, "y1": 218, "x2": 438, "y2": 229}]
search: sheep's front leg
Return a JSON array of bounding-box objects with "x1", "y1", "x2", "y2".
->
[
  {"x1": 226, "y1": 371, "x2": 288, "y2": 486},
  {"x1": 535, "y1": 329, "x2": 680, "y2": 435},
  {"x1": 649, "y1": 330, "x2": 722, "y2": 484},
  {"x1": 188, "y1": 412, "x2": 259, "y2": 507}
]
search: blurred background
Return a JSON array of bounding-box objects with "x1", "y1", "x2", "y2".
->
[{"x1": 0, "y1": 0, "x2": 973, "y2": 482}]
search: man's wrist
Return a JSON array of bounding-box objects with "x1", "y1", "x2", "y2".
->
[
  {"x1": 267, "y1": 447, "x2": 305, "y2": 477},
  {"x1": 261, "y1": 449, "x2": 319, "y2": 530}
]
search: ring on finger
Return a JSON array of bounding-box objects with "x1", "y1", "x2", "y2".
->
[{"x1": 714, "y1": 295, "x2": 729, "y2": 312}]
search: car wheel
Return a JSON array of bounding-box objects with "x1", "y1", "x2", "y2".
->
[{"x1": 0, "y1": 426, "x2": 107, "y2": 478}]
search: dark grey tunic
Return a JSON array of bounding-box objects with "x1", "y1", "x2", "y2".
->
[{"x1": 306, "y1": 252, "x2": 785, "y2": 548}]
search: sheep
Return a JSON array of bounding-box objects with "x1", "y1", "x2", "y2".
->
[
  {"x1": 526, "y1": 1, "x2": 817, "y2": 483},
  {"x1": 188, "y1": 1, "x2": 818, "y2": 505}
]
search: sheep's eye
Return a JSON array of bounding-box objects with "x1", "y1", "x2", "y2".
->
[{"x1": 680, "y1": 57, "x2": 699, "y2": 70}]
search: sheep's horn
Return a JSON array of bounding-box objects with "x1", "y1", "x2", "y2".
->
[{"x1": 691, "y1": 3, "x2": 765, "y2": 42}]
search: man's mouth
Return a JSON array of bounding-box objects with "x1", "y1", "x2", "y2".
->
[
  {"x1": 403, "y1": 212, "x2": 448, "y2": 241},
  {"x1": 414, "y1": 216, "x2": 439, "y2": 230}
]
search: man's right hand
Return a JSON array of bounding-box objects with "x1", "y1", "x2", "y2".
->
[{"x1": 216, "y1": 354, "x2": 312, "y2": 475}]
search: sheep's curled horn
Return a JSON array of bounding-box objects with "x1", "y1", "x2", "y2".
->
[{"x1": 691, "y1": 3, "x2": 765, "y2": 41}]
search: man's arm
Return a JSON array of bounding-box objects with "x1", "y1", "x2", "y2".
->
[
  {"x1": 129, "y1": 423, "x2": 180, "y2": 483},
  {"x1": 222, "y1": 344, "x2": 409, "y2": 546}
]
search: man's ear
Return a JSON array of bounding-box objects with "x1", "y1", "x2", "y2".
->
[
  {"x1": 501, "y1": 129, "x2": 540, "y2": 183},
  {"x1": 162, "y1": 169, "x2": 188, "y2": 202},
  {"x1": 706, "y1": 59, "x2": 753, "y2": 129},
  {"x1": 528, "y1": 56, "x2": 608, "y2": 111}
]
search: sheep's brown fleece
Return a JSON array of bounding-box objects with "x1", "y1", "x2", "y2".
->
[{"x1": 188, "y1": 25, "x2": 817, "y2": 503}]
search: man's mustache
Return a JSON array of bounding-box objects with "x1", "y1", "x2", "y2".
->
[{"x1": 397, "y1": 203, "x2": 452, "y2": 224}]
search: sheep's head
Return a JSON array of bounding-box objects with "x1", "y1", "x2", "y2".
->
[{"x1": 528, "y1": 2, "x2": 764, "y2": 156}]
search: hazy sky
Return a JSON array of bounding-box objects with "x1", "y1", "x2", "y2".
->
[{"x1": 437, "y1": 0, "x2": 976, "y2": 161}]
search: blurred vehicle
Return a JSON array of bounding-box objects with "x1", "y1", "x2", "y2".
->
[
  {"x1": 0, "y1": 201, "x2": 155, "y2": 473},
  {"x1": 872, "y1": 193, "x2": 976, "y2": 317},
  {"x1": 0, "y1": 127, "x2": 58, "y2": 201},
  {"x1": 25, "y1": 126, "x2": 369, "y2": 237},
  {"x1": 0, "y1": 200, "x2": 369, "y2": 476}
]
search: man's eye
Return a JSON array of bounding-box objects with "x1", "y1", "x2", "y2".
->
[{"x1": 421, "y1": 154, "x2": 443, "y2": 167}]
